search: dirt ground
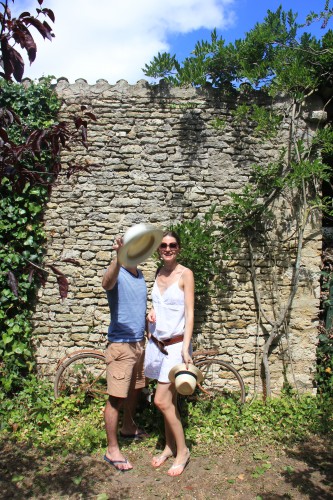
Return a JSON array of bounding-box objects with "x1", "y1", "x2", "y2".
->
[{"x1": 1, "y1": 435, "x2": 332, "y2": 500}]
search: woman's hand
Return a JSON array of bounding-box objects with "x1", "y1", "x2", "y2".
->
[
  {"x1": 147, "y1": 308, "x2": 156, "y2": 323},
  {"x1": 182, "y1": 348, "x2": 193, "y2": 369}
]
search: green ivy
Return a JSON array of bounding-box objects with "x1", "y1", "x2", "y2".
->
[
  {"x1": 0, "y1": 79, "x2": 61, "y2": 394},
  {"x1": 316, "y1": 331, "x2": 333, "y2": 396}
]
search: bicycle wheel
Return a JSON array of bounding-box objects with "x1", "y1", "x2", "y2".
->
[
  {"x1": 54, "y1": 350, "x2": 107, "y2": 399},
  {"x1": 195, "y1": 358, "x2": 246, "y2": 403}
]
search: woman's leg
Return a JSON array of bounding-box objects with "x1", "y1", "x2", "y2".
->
[
  {"x1": 151, "y1": 382, "x2": 175, "y2": 467},
  {"x1": 153, "y1": 382, "x2": 190, "y2": 475}
]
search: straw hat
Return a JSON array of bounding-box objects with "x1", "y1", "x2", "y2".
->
[
  {"x1": 117, "y1": 223, "x2": 164, "y2": 267},
  {"x1": 168, "y1": 363, "x2": 204, "y2": 395}
]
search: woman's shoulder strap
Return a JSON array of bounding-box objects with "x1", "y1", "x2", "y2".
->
[{"x1": 179, "y1": 265, "x2": 188, "y2": 276}]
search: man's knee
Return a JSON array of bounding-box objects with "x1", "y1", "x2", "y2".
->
[{"x1": 107, "y1": 395, "x2": 124, "y2": 410}]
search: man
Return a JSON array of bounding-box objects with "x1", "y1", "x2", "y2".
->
[{"x1": 102, "y1": 237, "x2": 147, "y2": 471}]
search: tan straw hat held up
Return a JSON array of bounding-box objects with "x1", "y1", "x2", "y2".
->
[{"x1": 117, "y1": 223, "x2": 164, "y2": 267}]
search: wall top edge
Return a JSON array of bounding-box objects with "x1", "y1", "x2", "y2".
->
[
  {"x1": 21, "y1": 76, "x2": 191, "y2": 88},
  {"x1": 19, "y1": 76, "x2": 274, "y2": 100},
  {"x1": 19, "y1": 77, "x2": 326, "y2": 116}
]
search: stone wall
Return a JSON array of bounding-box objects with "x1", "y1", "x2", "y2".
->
[{"x1": 32, "y1": 77, "x2": 323, "y2": 395}]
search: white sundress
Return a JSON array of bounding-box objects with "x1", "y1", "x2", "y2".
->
[{"x1": 144, "y1": 273, "x2": 191, "y2": 383}]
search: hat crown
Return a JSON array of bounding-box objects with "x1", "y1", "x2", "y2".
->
[
  {"x1": 118, "y1": 223, "x2": 163, "y2": 267},
  {"x1": 168, "y1": 363, "x2": 203, "y2": 395}
]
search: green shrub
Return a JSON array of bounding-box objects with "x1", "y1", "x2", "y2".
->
[
  {"x1": 316, "y1": 328, "x2": 333, "y2": 397},
  {"x1": 159, "y1": 206, "x2": 223, "y2": 300},
  {"x1": 1, "y1": 380, "x2": 331, "y2": 453}
]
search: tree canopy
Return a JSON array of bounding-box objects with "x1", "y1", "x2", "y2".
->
[{"x1": 144, "y1": 4, "x2": 333, "y2": 103}]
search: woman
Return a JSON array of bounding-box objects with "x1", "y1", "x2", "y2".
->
[{"x1": 144, "y1": 231, "x2": 194, "y2": 477}]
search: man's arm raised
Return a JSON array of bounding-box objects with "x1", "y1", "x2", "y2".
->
[{"x1": 102, "y1": 237, "x2": 123, "y2": 291}]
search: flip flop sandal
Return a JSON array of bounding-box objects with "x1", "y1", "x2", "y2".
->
[
  {"x1": 103, "y1": 454, "x2": 132, "y2": 471},
  {"x1": 167, "y1": 455, "x2": 190, "y2": 476},
  {"x1": 119, "y1": 430, "x2": 149, "y2": 440},
  {"x1": 151, "y1": 453, "x2": 173, "y2": 468}
]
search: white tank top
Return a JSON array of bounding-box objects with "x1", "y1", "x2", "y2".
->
[{"x1": 150, "y1": 274, "x2": 185, "y2": 340}]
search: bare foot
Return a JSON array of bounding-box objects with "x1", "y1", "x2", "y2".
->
[
  {"x1": 167, "y1": 448, "x2": 190, "y2": 477},
  {"x1": 151, "y1": 449, "x2": 174, "y2": 468}
]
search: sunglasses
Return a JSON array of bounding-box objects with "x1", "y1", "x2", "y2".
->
[{"x1": 159, "y1": 242, "x2": 178, "y2": 250}]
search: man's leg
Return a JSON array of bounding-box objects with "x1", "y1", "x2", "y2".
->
[
  {"x1": 104, "y1": 395, "x2": 133, "y2": 470},
  {"x1": 121, "y1": 387, "x2": 139, "y2": 434},
  {"x1": 120, "y1": 340, "x2": 146, "y2": 437}
]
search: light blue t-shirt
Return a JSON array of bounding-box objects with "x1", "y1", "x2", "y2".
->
[{"x1": 106, "y1": 267, "x2": 147, "y2": 342}]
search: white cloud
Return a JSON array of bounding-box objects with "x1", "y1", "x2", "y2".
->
[{"x1": 11, "y1": 0, "x2": 236, "y2": 84}]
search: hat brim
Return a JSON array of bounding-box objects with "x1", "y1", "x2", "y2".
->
[
  {"x1": 169, "y1": 363, "x2": 204, "y2": 385},
  {"x1": 118, "y1": 223, "x2": 164, "y2": 267}
]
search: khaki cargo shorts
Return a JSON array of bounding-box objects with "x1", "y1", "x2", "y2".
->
[{"x1": 105, "y1": 340, "x2": 145, "y2": 398}]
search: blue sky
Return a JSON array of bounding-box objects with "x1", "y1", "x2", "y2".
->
[{"x1": 11, "y1": 0, "x2": 330, "y2": 84}]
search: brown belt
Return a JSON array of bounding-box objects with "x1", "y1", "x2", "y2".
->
[{"x1": 150, "y1": 334, "x2": 184, "y2": 355}]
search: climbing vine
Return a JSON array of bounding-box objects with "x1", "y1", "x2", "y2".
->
[
  {"x1": 0, "y1": 78, "x2": 95, "y2": 395},
  {"x1": 0, "y1": 79, "x2": 60, "y2": 393}
]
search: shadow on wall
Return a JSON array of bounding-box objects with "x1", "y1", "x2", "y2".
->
[{"x1": 178, "y1": 110, "x2": 206, "y2": 161}]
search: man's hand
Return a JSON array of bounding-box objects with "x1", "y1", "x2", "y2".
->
[
  {"x1": 102, "y1": 236, "x2": 124, "y2": 290},
  {"x1": 112, "y1": 237, "x2": 123, "y2": 254}
]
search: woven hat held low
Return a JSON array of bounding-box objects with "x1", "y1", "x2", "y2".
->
[
  {"x1": 168, "y1": 363, "x2": 204, "y2": 395},
  {"x1": 118, "y1": 223, "x2": 164, "y2": 267}
]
